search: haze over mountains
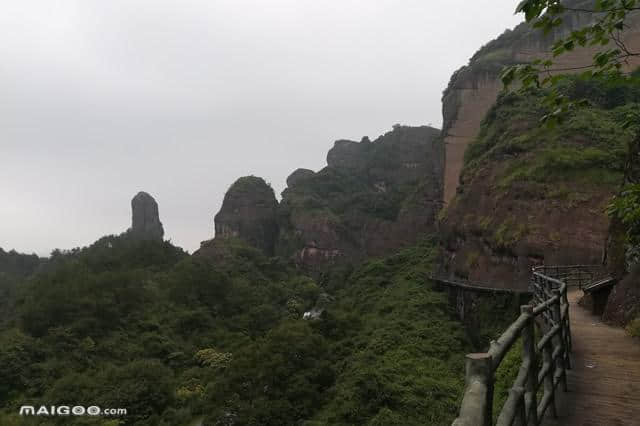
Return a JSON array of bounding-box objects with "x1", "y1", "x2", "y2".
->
[{"x1": 0, "y1": 1, "x2": 522, "y2": 256}]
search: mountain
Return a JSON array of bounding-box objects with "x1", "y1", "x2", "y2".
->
[
  {"x1": 441, "y1": 3, "x2": 640, "y2": 203},
  {"x1": 213, "y1": 176, "x2": 280, "y2": 255},
  {"x1": 438, "y1": 3, "x2": 640, "y2": 289},
  {"x1": 0, "y1": 217, "x2": 517, "y2": 426},
  {"x1": 3, "y1": 3, "x2": 640, "y2": 425},
  {"x1": 202, "y1": 125, "x2": 443, "y2": 273},
  {"x1": 440, "y1": 78, "x2": 639, "y2": 289},
  {"x1": 129, "y1": 191, "x2": 165, "y2": 241}
]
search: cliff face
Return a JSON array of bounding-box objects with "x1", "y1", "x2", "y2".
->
[
  {"x1": 440, "y1": 88, "x2": 636, "y2": 289},
  {"x1": 604, "y1": 264, "x2": 640, "y2": 325},
  {"x1": 198, "y1": 126, "x2": 443, "y2": 270},
  {"x1": 277, "y1": 125, "x2": 442, "y2": 270},
  {"x1": 442, "y1": 6, "x2": 640, "y2": 203},
  {"x1": 438, "y1": 3, "x2": 640, "y2": 290},
  {"x1": 213, "y1": 176, "x2": 279, "y2": 255},
  {"x1": 603, "y1": 133, "x2": 640, "y2": 324}
]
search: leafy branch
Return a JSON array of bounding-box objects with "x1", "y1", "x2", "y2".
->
[{"x1": 501, "y1": 0, "x2": 639, "y2": 124}]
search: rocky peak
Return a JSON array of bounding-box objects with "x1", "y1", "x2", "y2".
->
[
  {"x1": 214, "y1": 176, "x2": 279, "y2": 255},
  {"x1": 326, "y1": 125, "x2": 441, "y2": 178},
  {"x1": 326, "y1": 139, "x2": 369, "y2": 172},
  {"x1": 286, "y1": 168, "x2": 315, "y2": 188},
  {"x1": 130, "y1": 191, "x2": 164, "y2": 241},
  {"x1": 278, "y1": 124, "x2": 443, "y2": 271}
]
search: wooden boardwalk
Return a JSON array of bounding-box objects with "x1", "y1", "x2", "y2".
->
[{"x1": 544, "y1": 289, "x2": 640, "y2": 426}]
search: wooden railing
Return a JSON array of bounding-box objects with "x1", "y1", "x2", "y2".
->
[
  {"x1": 533, "y1": 264, "x2": 606, "y2": 289},
  {"x1": 430, "y1": 276, "x2": 532, "y2": 295},
  {"x1": 451, "y1": 266, "x2": 581, "y2": 426}
]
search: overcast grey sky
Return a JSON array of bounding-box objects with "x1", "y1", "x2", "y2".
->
[{"x1": 1, "y1": 0, "x2": 522, "y2": 256}]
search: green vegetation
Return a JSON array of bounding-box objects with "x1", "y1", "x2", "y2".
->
[
  {"x1": 463, "y1": 78, "x2": 636, "y2": 189},
  {"x1": 0, "y1": 234, "x2": 518, "y2": 425},
  {"x1": 0, "y1": 248, "x2": 40, "y2": 278},
  {"x1": 226, "y1": 175, "x2": 275, "y2": 196},
  {"x1": 453, "y1": 75, "x2": 638, "y2": 268},
  {"x1": 0, "y1": 249, "x2": 42, "y2": 324},
  {"x1": 492, "y1": 218, "x2": 530, "y2": 251},
  {"x1": 465, "y1": 251, "x2": 481, "y2": 270},
  {"x1": 504, "y1": 1, "x2": 640, "y2": 126},
  {"x1": 608, "y1": 184, "x2": 640, "y2": 247},
  {"x1": 492, "y1": 340, "x2": 523, "y2": 421},
  {"x1": 504, "y1": 1, "x2": 640, "y2": 292},
  {"x1": 280, "y1": 165, "x2": 415, "y2": 233},
  {"x1": 277, "y1": 126, "x2": 439, "y2": 257},
  {"x1": 310, "y1": 241, "x2": 467, "y2": 425},
  {"x1": 464, "y1": 293, "x2": 525, "y2": 351},
  {"x1": 626, "y1": 316, "x2": 640, "y2": 338}
]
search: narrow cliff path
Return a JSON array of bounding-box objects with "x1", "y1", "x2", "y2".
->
[{"x1": 543, "y1": 290, "x2": 640, "y2": 426}]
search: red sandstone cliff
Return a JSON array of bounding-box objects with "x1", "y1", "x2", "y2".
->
[{"x1": 442, "y1": 9, "x2": 640, "y2": 204}]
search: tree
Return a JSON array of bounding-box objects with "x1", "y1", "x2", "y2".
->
[{"x1": 503, "y1": 0, "x2": 640, "y2": 258}]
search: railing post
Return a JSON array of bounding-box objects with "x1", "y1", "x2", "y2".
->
[
  {"x1": 453, "y1": 267, "x2": 581, "y2": 426},
  {"x1": 454, "y1": 353, "x2": 494, "y2": 426},
  {"x1": 542, "y1": 337, "x2": 557, "y2": 418},
  {"x1": 561, "y1": 287, "x2": 573, "y2": 360},
  {"x1": 533, "y1": 274, "x2": 541, "y2": 307},
  {"x1": 521, "y1": 306, "x2": 538, "y2": 426},
  {"x1": 513, "y1": 386, "x2": 527, "y2": 426},
  {"x1": 551, "y1": 289, "x2": 568, "y2": 392},
  {"x1": 473, "y1": 353, "x2": 494, "y2": 426}
]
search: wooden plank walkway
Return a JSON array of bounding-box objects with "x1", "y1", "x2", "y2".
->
[{"x1": 543, "y1": 289, "x2": 640, "y2": 426}]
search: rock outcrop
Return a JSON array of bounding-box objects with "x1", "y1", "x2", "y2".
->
[
  {"x1": 129, "y1": 191, "x2": 164, "y2": 241},
  {"x1": 326, "y1": 136, "x2": 372, "y2": 172},
  {"x1": 213, "y1": 176, "x2": 279, "y2": 255},
  {"x1": 437, "y1": 3, "x2": 640, "y2": 290},
  {"x1": 441, "y1": 4, "x2": 640, "y2": 204},
  {"x1": 603, "y1": 263, "x2": 640, "y2": 325},
  {"x1": 277, "y1": 125, "x2": 443, "y2": 270},
  {"x1": 198, "y1": 126, "x2": 443, "y2": 270},
  {"x1": 439, "y1": 89, "x2": 633, "y2": 289},
  {"x1": 286, "y1": 168, "x2": 315, "y2": 188}
]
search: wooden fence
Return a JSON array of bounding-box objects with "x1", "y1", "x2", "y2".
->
[
  {"x1": 450, "y1": 265, "x2": 591, "y2": 426},
  {"x1": 533, "y1": 264, "x2": 606, "y2": 289}
]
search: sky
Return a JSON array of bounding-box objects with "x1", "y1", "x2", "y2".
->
[{"x1": 0, "y1": 0, "x2": 522, "y2": 256}]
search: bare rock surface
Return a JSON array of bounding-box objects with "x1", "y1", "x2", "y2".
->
[
  {"x1": 213, "y1": 176, "x2": 279, "y2": 255},
  {"x1": 130, "y1": 191, "x2": 164, "y2": 241}
]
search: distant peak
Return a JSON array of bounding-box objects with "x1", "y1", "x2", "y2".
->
[{"x1": 129, "y1": 191, "x2": 164, "y2": 241}]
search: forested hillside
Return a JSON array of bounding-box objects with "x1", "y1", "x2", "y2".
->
[
  {"x1": 0, "y1": 234, "x2": 518, "y2": 425},
  {"x1": 0, "y1": 248, "x2": 42, "y2": 322}
]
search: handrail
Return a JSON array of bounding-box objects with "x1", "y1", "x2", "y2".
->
[
  {"x1": 532, "y1": 264, "x2": 607, "y2": 290},
  {"x1": 430, "y1": 276, "x2": 532, "y2": 295},
  {"x1": 451, "y1": 265, "x2": 583, "y2": 426}
]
